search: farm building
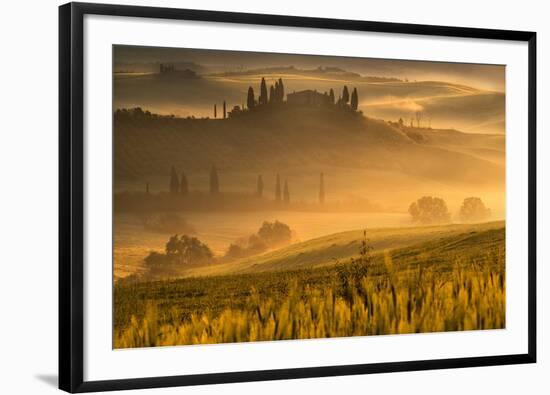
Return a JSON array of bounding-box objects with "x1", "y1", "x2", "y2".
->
[{"x1": 286, "y1": 90, "x2": 329, "y2": 106}]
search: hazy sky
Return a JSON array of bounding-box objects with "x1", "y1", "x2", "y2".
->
[{"x1": 115, "y1": 45, "x2": 505, "y2": 92}]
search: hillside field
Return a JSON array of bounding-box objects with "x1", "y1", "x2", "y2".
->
[{"x1": 114, "y1": 221, "x2": 505, "y2": 347}]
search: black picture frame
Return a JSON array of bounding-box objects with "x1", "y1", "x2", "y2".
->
[{"x1": 59, "y1": 2, "x2": 537, "y2": 392}]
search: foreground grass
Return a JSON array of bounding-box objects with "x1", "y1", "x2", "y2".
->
[{"x1": 114, "y1": 226, "x2": 505, "y2": 348}]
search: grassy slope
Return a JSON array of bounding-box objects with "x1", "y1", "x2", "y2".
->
[
  {"x1": 178, "y1": 221, "x2": 504, "y2": 277},
  {"x1": 115, "y1": 105, "x2": 503, "y2": 185},
  {"x1": 114, "y1": 222, "x2": 505, "y2": 331}
]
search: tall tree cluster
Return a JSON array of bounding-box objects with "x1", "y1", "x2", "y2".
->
[
  {"x1": 247, "y1": 77, "x2": 285, "y2": 109},
  {"x1": 169, "y1": 166, "x2": 189, "y2": 195},
  {"x1": 271, "y1": 78, "x2": 284, "y2": 103}
]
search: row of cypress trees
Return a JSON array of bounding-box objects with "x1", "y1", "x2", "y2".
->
[
  {"x1": 165, "y1": 167, "x2": 326, "y2": 204},
  {"x1": 168, "y1": 165, "x2": 219, "y2": 196},
  {"x1": 215, "y1": 78, "x2": 359, "y2": 117},
  {"x1": 248, "y1": 77, "x2": 285, "y2": 109}
]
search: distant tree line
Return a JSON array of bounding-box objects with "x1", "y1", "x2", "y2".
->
[
  {"x1": 141, "y1": 220, "x2": 294, "y2": 276},
  {"x1": 213, "y1": 77, "x2": 361, "y2": 119},
  {"x1": 167, "y1": 166, "x2": 327, "y2": 205},
  {"x1": 408, "y1": 196, "x2": 492, "y2": 224}
]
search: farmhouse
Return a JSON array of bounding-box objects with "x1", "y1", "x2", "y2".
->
[{"x1": 286, "y1": 89, "x2": 329, "y2": 106}]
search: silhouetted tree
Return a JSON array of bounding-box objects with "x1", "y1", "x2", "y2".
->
[
  {"x1": 214, "y1": 104, "x2": 217, "y2": 118},
  {"x1": 247, "y1": 86, "x2": 255, "y2": 109},
  {"x1": 275, "y1": 174, "x2": 281, "y2": 202},
  {"x1": 283, "y1": 180, "x2": 290, "y2": 204},
  {"x1": 408, "y1": 196, "x2": 451, "y2": 224},
  {"x1": 209, "y1": 165, "x2": 219, "y2": 195},
  {"x1": 329, "y1": 88, "x2": 335, "y2": 104},
  {"x1": 278, "y1": 78, "x2": 284, "y2": 101},
  {"x1": 223, "y1": 101, "x2": 227, "y2": 119},
  {"x1": 351, "y1": 87, "x2": 358, "y2": 110},
  {"x1": 256, "y1": 175, "x2": 264, "y2": 198},
  {"x1": 269, "y1": 85, "x2": 275, "y2": 103},
  {"x1": 257, "y1": 221, "x2": 292, "y2": 246},
  {"x1": 458, "y1": 197, "x2": 491, "y2": 223},
  {"x1": 274, "y1": 81, "x2": 280, "y2": 102},
  {"x1": 180, "y1": 171, "x2": 188, "y2": 196},
  {"x1": 342, "y1": 86, "x2": 350, "y2": 105},
  {"x1": 319, "y1": 172, "x2": 325, "y2": 204},
  {"x1": 259, "y1": 77, "x2": 268, "y2": 105},
  {"x1": 170, "y1": 166, "x2": 179, "y2": 195}
]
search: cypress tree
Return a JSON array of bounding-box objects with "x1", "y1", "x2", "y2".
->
[
  {"x1": 214, "y1": 104, "x2": 217, "y2": 118},
  {"x1": 257, "y1": 175, "x2": 264, "y2": 198},
  {"x1": 351, "y1": 87, "x2": 358, "y2": 111},
  {"x1": 329, "y1": 88, "x2": 335, "y2": 104},
  {"x1": 275, "y1": 174, "x2": 281, "y2": 202},
  {"x1": 274, "y1": 81, "x2": 279, "y2": 101},
  {"x1": 342, "y1": 86, "x2": 350, "y2": 104},
  {"x1": 210, "y1": 165, "x2": 219, "y2": 195},
  {"x1": 319, "y1": 172, "x2": 325, "y2": 204},
  {"x1": 170, "y1": 166, "x2": 179, "y2": 195},
  {"x1": 283, "y1": 180, "x2": 290, "y2": 204},
  {"x1": 259, "y1": 77, "x2": 268, "y2": 105},
  {"x1": 180, "y1": 171, "x2": 188, "y2": 196},
  {"x1": 269, "y1": 85, "x2": 275, "y2": 103},
  {"x1": 223, "y1": 101, "x2": 227, "y2": 119},
  {"x1": 247, "y1": 86, "x2": 255, "y2": 109},
  {"x1": 278, "y1": 78, "x2": 284, "y2": 101}
]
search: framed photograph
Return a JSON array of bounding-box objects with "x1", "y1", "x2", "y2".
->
[{"x1": 59, "y1": 2, "x2": 537, "y2": 392}]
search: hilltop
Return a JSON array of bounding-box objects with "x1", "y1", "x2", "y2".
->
[
  {"x1": 114, "y1": 104, "x2": 504, "y2": 186},
  {"x1": 114, "y1": 66, "x2": 504, "y2": 134}
]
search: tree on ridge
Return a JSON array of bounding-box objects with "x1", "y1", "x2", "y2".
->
[
  {"x1": 283, "y1": 180, "x2": 290, "y2": 204},
  {"x1": 210, "y1": 165, "x2": 219, "y2": 195},
  {"x1": 351, "y1": 87, "x2": 358, "y2": 111},
  {"x1": 170, "y1": 166, "x2": 179, "y2": 195},
  {"x1": 319, "y1": 172, "x2": 325, "y2": 204},
  {"x1": 342, "y1": 86, "x2": 350, "y2": 104},
  {"x1": 257, "y1": 175, "x2": 264, "y2": 198},
  {"x1": 180, "y1": 171, "x2": 188, "y2": 196},
  {"x1": 275, "y1": 174, "x2": 281, "y2": 202},
  {"x1": 247, "y1": 86, "x2": 255, "y2": 109}
]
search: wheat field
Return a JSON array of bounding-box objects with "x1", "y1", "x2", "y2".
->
[{"x1": 115, "y1": 239, "x2": 505, "y2": 348}]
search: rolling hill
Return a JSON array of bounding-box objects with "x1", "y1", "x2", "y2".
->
[
  {"x1": 170, "y1": 221, "x2": 505, "y2": 278},
  {"x1": 114, "y1": 67, "x2": 505, "y2": 134},
  {"x1": 115, "y1": 104, "x2": 504, "y2": 188}
]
